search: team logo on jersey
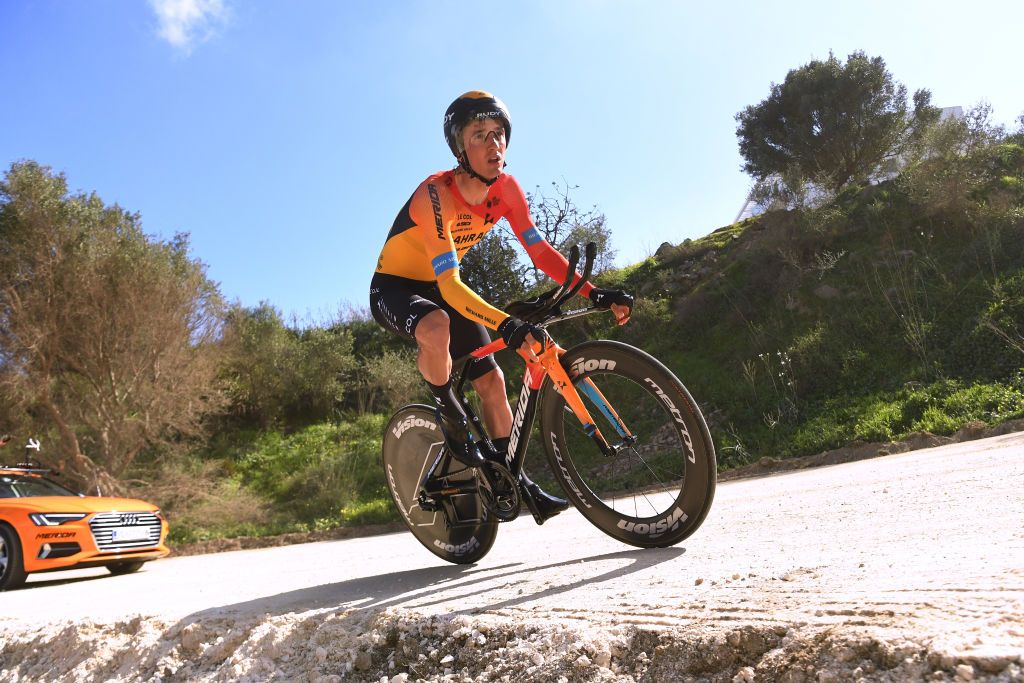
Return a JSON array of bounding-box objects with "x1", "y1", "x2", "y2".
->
[
  {"x1": 428, "y1": 183, "x2": 444, "y2": 240},
  {"x1": 432, "y1": 251, "x2": 458, "y2": 276},
  {"x1": 452, "y1": 231, "x2": 485, "y2": 246}
]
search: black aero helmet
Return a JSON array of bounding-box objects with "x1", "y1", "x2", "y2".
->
[{"x1": 443, "y1": 91, "x2": 512, "y2": 159}]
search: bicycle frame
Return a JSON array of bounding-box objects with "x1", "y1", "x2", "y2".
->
[
  {"x1": 448, "y1": 304, "x2": 631, "y2": 489},
  {"x1": 419, "y1": 241, "x2": 640, "y2": 525}
]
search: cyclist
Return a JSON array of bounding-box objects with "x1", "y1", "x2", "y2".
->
[{"x1": 370, "y1": 91, "x2": 633, "y2": 524}]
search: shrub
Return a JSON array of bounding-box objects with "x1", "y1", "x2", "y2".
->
[{"x1": 236, "y1": 415, "x2": 387, "y2": 524}]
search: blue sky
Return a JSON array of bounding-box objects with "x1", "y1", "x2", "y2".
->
[{"x1": 2, "y1": 1, "x2": 1022, "y2": 322}]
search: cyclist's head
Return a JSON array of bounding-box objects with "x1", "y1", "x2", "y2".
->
[{"x1": 443, "y1": 91, "x2": 511, "y2": 186}]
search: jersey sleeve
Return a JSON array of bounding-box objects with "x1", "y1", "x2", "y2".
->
[
  {"x1": 502, "y1": 177, "x2": 594, "y2": 298},
  {"x1": 411, "y1": 180, "x2": 509, "y2": 330}
]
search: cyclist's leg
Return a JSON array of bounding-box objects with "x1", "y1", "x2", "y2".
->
[
  {"x1": 414, "y1": 309, "x2": 452, "y2": 386},
  {"x1": 439, "y1": 296, "x2": 504, "y2": 427},
  {"x1": 414, "y1": 309, "x2": 464, "y2": 423},
  {"x1": 458, "y1": 335, "x2": 569, "y2": 523},
  {"x1": 417, "y1": 312, "x2": 487, "y2": 466},
  {"x1": 370, "y1": 273, "x2": 437, "y2": 344},
  {"x1": 370, "y1": 275, "x2": 483, "y2": 466},
  {"x1": 467, "y1": 364, "x2": 512, "y2": 438}
]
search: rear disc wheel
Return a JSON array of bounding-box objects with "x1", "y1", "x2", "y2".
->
[{"x1": 382, "y1": 405, "x2": 497, "y2": 564}]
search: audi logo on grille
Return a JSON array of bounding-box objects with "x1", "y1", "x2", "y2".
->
[{"x1": 119, "y1": 513, "x2": 141, "y2": 526}]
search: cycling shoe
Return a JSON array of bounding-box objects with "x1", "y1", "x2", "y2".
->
[
  {"x1": 520, "y1": 481, "x2": 570, "y2": 525},
  {"x1": 434, "y1": 409, "x2": 486, "y2": 467}
]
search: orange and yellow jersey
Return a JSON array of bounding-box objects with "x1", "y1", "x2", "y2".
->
[{"x1": 375, "y1": 170, "x2": 592, "y2": 330}]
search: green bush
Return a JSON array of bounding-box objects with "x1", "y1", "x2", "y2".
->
[
  {"x1": 854, "y1": 400, "x2": 903, "y2": 442},
  {"x1": 236, "y1": 415, "x2": 387, "y2": 524},
  {"x1": 340, "y1": 497, "x2": 397, "y2": 526}
]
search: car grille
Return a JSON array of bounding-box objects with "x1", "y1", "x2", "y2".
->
[{"x1": 89, "y1": 512, "x2": 162, "y2": 552}]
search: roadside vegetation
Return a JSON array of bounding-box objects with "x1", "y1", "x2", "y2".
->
[{"x1": 2, "y1": 52, "x2": 1022, "y2": 546}]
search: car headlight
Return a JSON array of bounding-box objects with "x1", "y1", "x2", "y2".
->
[{"x1": 29, "y1": 512, "x2": 88, "y2": 526}]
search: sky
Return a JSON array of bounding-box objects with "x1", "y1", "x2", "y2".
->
[{"x1": 2, "y1": 0, "x2": 1022, "y2": 323}]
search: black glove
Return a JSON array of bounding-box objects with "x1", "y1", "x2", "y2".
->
[
  {"x1": 498, "y1": 316, "x2": 543, "y2": 350},
  {"x1": 588, "y1": 288, "x2": 634, "y2": 310}
]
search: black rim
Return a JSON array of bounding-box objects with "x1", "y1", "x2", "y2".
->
[{"x1": 544, "y1": 342, "x2": 716, "y2": 543}]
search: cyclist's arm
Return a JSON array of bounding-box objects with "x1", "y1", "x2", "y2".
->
[
  {"x1": 502, "y1": 178, "x2": 594, "y2": 298},
  {"x1": 412, "y1": 182, "x2": 509, "y2": 330}
]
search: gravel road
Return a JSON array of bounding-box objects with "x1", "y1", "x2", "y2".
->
[{"x1": 1, "y1": 432, "x2": 1022, "y2": 682}]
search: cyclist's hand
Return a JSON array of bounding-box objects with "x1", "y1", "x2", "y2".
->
[
  {"x1": 589, "y1": 288, "x2": 633, "y2": 325},
  {"x1": 498, "y1": 316, "x2": 545, "y2": 362},
  {"x1": 610, "y1": 302, "x2": 631, "y2": 325}
]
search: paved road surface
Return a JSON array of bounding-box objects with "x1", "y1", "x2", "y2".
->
[{"x1": 2, "y1": 431, "x2": 1022, "y2": 680}]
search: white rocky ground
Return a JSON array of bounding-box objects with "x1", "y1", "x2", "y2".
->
[{"x1": 2, "y1": 432, "x2": 1022, "y2": 682}]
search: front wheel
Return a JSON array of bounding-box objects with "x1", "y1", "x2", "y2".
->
[
  {"x1": 0, "y1": 523, "x2": 27, "y2": 590},
  {"x1": 382, "y1": 405, "x2": 497, "y2": 564},
  {"x1": 540, "y1": 341, "x2": 716, "y2": 548},
  {"x1": 107, "y1": 561, "x2": 146, "y2": 575}
]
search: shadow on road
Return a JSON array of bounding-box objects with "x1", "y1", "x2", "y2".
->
[
  {"x1": 184, "y1": 546, "x2": 686, "y2": 623},
  {"x1": 21, "y1": 571, "x2": 114, "y2": 590}
]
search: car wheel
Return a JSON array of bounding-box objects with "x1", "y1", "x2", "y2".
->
[
  {"x1": 107, "y1": 561, "x2": 146, "y2": 575},
  {"x1": 0, "y1": 523, "x2": 28, "y2": 590}
]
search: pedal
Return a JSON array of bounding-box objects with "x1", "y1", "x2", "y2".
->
[{"x1": 417, "y1": 492, "x2": 439, "y2": 511}]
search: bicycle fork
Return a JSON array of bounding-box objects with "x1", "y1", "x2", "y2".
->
[{"x1": 531, "y1": 342, "x2": 637, "y2": 457}]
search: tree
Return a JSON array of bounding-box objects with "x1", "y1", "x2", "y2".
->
[
  {"x1": 457, "y1": 227, "x2": 529, "y2": 307},
  {"x1": 218, "y1": 304, "x2": 293, "y2": 427},
  {"x1": 0, "y1": 161, "x2": 226, "y2": 491},
  {"x1": 351, "y1": 348, "x2": 423, "y2": 414},
  {"x1": 219, "y1": 303, "x2": 356, "y2": 428},
  {"x1": 527, "y1": 181, "x2": 616, "y2": 283},
  {"x1": 901, "y1": 102, "x2": 1022, "y2": 219},
  {"x1": 460, "y1": 180, "x2": 615, "y2": 303},
  {"x1": 736, "y1": 51, "x2": 940, "y2": 194}
]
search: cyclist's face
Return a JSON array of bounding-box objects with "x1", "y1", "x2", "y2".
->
[{"x1": 461, "y1": 118, "x2": 506, "y2": 180}]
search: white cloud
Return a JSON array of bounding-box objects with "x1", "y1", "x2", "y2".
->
[{"x1": 149, "y1": 0, "x2": 230, "y2": 54}]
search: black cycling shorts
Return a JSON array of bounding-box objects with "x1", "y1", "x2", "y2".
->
[{"x1": 369, "y1": 272, "x2": 498, "y2": 381}]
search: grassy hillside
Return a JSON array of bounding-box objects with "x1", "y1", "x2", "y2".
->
[{"x1": 587, "y1": 181, "x2": 1024, "y2": 468}]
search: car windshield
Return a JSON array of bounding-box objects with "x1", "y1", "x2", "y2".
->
[{"x1": 0, "y1": 473, "x2": 78, "y2": 498}]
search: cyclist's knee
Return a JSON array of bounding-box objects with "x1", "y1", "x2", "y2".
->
[{"x1": 415, "y1": 310, "x2": 450, "y2": 351}]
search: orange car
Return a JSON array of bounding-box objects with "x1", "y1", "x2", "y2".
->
[{"x1": 0, "y1": 439, "x2": 169, "y2": 590}]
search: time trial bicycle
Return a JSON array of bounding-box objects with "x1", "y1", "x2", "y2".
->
[{"x1": 382, "y1": 243, "x2": 717, "y2": 564}]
